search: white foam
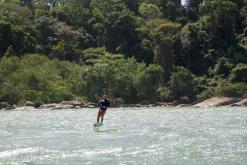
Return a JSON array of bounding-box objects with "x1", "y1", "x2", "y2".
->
[{"x1": 0, "y1": 147, "x2": 40, "y2": 158}]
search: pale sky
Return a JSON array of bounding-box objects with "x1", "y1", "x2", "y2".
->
[{"x1": 182, "y1": 0, "x2": 186, "y2": 5}]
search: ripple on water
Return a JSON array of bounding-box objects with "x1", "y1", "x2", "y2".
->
[{"x1": 0, "y1": 107, "x2": 247, "y2": 164}]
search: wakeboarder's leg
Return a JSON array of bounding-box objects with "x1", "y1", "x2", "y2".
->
[
  {"x1": 97, "y1": 109, "x2": 102, "y2": 123},
  {"x1": 100, "y1": 111, "x2": 106, "y2": 124}
]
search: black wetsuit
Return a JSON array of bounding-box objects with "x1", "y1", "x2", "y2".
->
[{"x1": 100, "y1": 99, "x2": 110, "y2": 110}]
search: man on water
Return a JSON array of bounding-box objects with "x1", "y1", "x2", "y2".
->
[{"x1": 96, "y1": 95, "x2": 110, "y2": 125}]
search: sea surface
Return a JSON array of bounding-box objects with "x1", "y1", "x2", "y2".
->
[{"x1": 0, "y1": 107, "x2": 247, "y2": 165}]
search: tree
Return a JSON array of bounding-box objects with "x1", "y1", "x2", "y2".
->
[
  {"x1": 160, "y1": 0, "x2": 182, "y2": 21},
  {"x1": 131, "y1": 38, "x2": 154, "y2": 64},
  {"x1": 155, "y1": 38, "x2": 175, "y2": 82},
  {"x1": 137, "y1": 18, "x2": 181, "y2": 81},
  {"x1": 4, "y1": 45, "x2": 16, "y2": 56},
  {"x1": 0, "y1": 20, "x2": 12, "y2": 56},
  {"x1": 229, "y1": 0, "x2": 246, "y2": 9},
  {"x1": 52, "y1": 0, "x2": 91, "y2": 27},
  {"x1": 90, "y1": 0, "x2": 138, "y2": 55},
  {"x1": 201, "y1": 0, "x2": 238, "y2": 45},
  {"x1": 185, "y1": 0, "x2": 203, "y2": 9},
  {"x1": 185, "y1": 0, "x2": 203, "y2": 21},
  {"x1": 50, "y1": 40, "x2": 82, "y2": 63},
  {"x1": 35, "y1": 15, "x2": 58, "y2": 53},
  {"x1": 138, "y1": 3, "x2": 162, "y2": 19},
  {"x1": 178, "y1": 22, "x2": 214, "y2": 75},
  {"x1": 35, "y1": 14, "x2": 94, "y2": 55},
  {"x1": 20, "y1": 0, "x2": 34, "y2": 8},
  {"x1": 0, "y1": 1, "x2": 32, "y2": 25},
  {"x1": 122, "y1": 0, "x2": 139, "y2": 13}
]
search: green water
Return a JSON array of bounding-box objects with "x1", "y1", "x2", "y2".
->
[{"x1": 0, "y1": 107, "x2": 247, "y2": 164}]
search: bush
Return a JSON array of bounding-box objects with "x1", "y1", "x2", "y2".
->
[
  {"x1": 0, "y1": 53, "x2": 166, "y2": 104},
  {"x1": 0, "y1": 80, "x2": 23, "y2": 104},
  {"x1": 71, "y1": 53, "x2": 164, "y2": 102},
  {"x1": 78, "y1": 55, "x2": 144, "y2": 102},
  {"x1": 83, "y1": 47, "x2": 106, "y2": 65},
  {"x1": 198, "y1": 82, "x2": 247, "y2": 99},
  {"x1": 197, "y1": 88, "x2": 217, "y2": 100},
  {"x1": 133, "y1": 64, "x2": 164, "y2": 100},
  {"x1": 195, "y1": 76, "x2": 225, "y2": 100},
  {"x1": 230, "y1": 63, "x2": 247, "y2": 83},
  {"x1": 110, "y1": 97, "x2": 125, "y2": 107},
  {"x1": 169, "y1": 66, "x2": 196, "y2": 100},
  {"x1": 0, "y1": 54, "x2": 75, "y2": 104},
  {"x1": 214, "y1": 57, "x2": 233, "y2": 77},
  {"x1": 157, "y1": 86, "x2": 172, "y2": 101},
  {"x1": 216, "y1": 83, "x2": 247, "y2": 97}
]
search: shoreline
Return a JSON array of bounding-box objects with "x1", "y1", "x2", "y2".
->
[{"x1": 1, "y1": 97, "x2": 247, "y2": 110}]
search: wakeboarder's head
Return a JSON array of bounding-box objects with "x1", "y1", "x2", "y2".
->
[{"x1": 103, "y1": 94, "x2": 107, "y2": 99}]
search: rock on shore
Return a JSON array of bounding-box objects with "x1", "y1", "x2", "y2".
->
[
  {"x1": 193, "y1": 97, "x2": 243, "y2": 108},
  {"x1": 0, "y1": 102, "x2": 15, "y2": 110},
  {"x1": 38, "y1": 101, "x2": 98, "y2": 110},
  {"x1": 230, "y1": 99, "x2": 247, "y2": 107},
  {"x1": 2, "y1": 97, "x2": 247, "y2": 110}
]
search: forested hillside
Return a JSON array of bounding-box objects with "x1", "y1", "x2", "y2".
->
[{"x1": 0, "y1": 0, "x2": 247, "y2": 105}]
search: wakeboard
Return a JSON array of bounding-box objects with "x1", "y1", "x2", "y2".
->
[{"x1": 93, "y1": 123, "x2": 103, "y2": 127}]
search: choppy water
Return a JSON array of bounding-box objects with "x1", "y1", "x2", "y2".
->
[{"x1": 0, "y1": 107, "x2": 247, "y2": 165}]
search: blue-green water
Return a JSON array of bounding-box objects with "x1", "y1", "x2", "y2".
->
[{"x1": 0, "y1": 107, "x2": 247, "y2": 165}]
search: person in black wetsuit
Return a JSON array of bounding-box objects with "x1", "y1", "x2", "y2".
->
[{"x1": 97, "y1": 95, "x2": 110, "y2": 124}]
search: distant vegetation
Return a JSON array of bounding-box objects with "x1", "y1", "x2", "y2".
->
[{"x1": 0, "y1": 0, "x2": 247, "y2": 104}]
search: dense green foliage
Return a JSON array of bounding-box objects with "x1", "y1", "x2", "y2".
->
[
  {"x1": 0, "y1": 54, "x2": 163, "y2": 104},
  {"x1": 0, "y1": 0, "x2": 247, "y2": 104}
]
